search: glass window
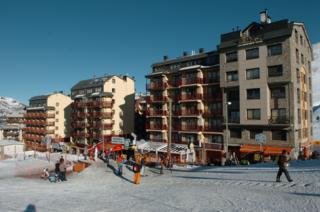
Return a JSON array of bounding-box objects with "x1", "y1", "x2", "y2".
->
[
  {"x1": 247, "y1": 88, "x2": 260, "y2": 99},
  {"x1": 112, "y1": 79, "x2": 116, "y2": 84},
  {"x1": 246, "y1": 68, "x2": 260, "y2": 80},
  {"x1": 297, "y1": 88, "x2": 301, "y2": 102},
  {"x1": 250, "y1": 130, "x2": 263, "y2": 139},
  {"x1": 268, "y1": 65, "x2": 283, "y2": 77},
  {"x1": 247, "y1": 109, "x2": 261, "y2": 120},
  {"x1": 272, "y1": 130, "x2": 287, "y2": 141},
  {"x1": 226, "y1": 51, "x2": 238, "y2": 63},
  {"x1": 296, "y1": 49, "x2": 299, "y2": 64},
  {"x1": 267, "y1": 44, "x2": 282, "y2": 56},
  {"x1": 226, "y1": 71, "x2": 238, "y2": 81},
  {"x1": 230, "y1": 129, "x2": 242, "y2": 138},
  {"x1": 298, "y1": 109, "x2": 301, "y2": 124},
  {"x1": 295, "y1": 30, "x2": 298, "y2": 43},
  {"x1": 296, "y1": 69, "x2": 300, "y2": 83},
  {"x1": 246, "y1": 48, "x2": 259, "y2": 59},
  {"x1": 271, "y1": 87, "x2": 285, "y2": 98},
  {"x1": 112, "y1": 88, "x2": 115, "y2": 93},
  {"x1": 301, "y1": 54, "x2": 304, "y2": 64}
]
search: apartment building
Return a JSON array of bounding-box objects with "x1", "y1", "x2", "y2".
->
[
  {"x1": 146, "y1": 50, "x2": 223, "y2": 164},
  {"x1": 70, "y1": 75, "x2": 135, "y2": 150},
  {"x1": 146, "y1": 11, "x2": 313, "y2": 163},
  {"x1": 0, "y1": 114, "x2": 24, "y2": 141},
  {"x1": 23, "y1": 92, "x2": 72, "y2": 151},
  {"x1": 219, "y1": 11, "x2": 313, "y2": 158}
]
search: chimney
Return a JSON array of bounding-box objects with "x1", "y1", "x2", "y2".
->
[
  {"x1": 163, "y1": 55, "x2": 168, "y2": 61},
  {"x1": 183, "y1": 51, "x2": 188, "y2": 57},
  {"x1": 260, "y1": 9, "x2": 271, "y2": 24},
  {"x1": 198, "y1": 48, "x2": 204, "y2": 53}
]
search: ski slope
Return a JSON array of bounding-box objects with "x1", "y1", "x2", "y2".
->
[{"x1": 0, "y1": 158, "x2": 319, "y2": 212}]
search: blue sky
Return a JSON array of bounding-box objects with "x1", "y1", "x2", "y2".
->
[{"x1": 0, "y1": 0, "x2": 319, "y2": 104}]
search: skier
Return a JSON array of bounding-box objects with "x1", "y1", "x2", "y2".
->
[{"x1": 276, "y1": 150, "x2": 293, "y2": 182}]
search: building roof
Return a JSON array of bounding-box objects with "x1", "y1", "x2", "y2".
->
[
  {"x1": 0, "y1": 140, "x2": 23, "y2": 146},
  {"x1": 71, "y1": 75, "x2": 134, "y2": 91},
  {"x1": 29, "y1": 95, "x2": 50, "y2": 102},
  {"x1": 219, "y1": 19, "x2": 296, "y2": 50}
]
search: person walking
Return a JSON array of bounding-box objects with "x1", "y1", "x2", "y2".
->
[
  {"x1": 59, "y1": 157, "x2": 67, "y2": 181},
  {"x1": 140, "y1": 155, "x2": 146, "y2": 177},
  {"x1": 160, "y1": 157, "x2": 164, "y2": 175},
  {"x1": 276, "y1": 150, "x2": 293, "y2": 182},
  {"x1": 133, "y1": 161, "x2": 141, "y2": 184},
  {"x1": 117, "y1": 154, "x2": 124, "y2": 176}
]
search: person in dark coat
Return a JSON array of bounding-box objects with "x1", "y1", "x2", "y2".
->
[
  {"x1": 133, "y1": 162, "x2": 141, "y2": 184},
  {"x1": 276, "y1": 150, "x2": 293, "y2": 182}
]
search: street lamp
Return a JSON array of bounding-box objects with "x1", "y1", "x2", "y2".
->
[{"x1": 225, "y1": 101, "x2": 232, "y2": 163}]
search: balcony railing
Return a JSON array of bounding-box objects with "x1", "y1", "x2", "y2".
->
[
  {"x1": 180, "y1": 125, "x2": 203, "y2": 131},
  {"x1": 87, "y1": 100, "x2": 114, "y2": 108},
  {"x1": 179, "y1": 109, "x2": 203, "y2": 116},
  {"x1": 167, "y1": 80, "x2": 180, "y2": 88},
  {"x1": 203, "y1": 77, "x2": 220, "y2": 84},
  {"x1": 149, "y1": 138, "x2": 167, "y2": 143},
  {"x1": 225, "y1": 116, "x2": 240, "y2": 124},
  {"x1": 203, "y1": 109, "x2": 223, "y2": 117},
  {"x1": 147, "y1": 110, "x2": 167, "y2": 116},
  {"x1": 202, "y1": 94, "x2": 222, "y2": 102},
  {"x1": 179, "y1": 93, "x2": 203, "y2": 101},
  {"x1": 71, "y1": 122, "x2": 86, "y2": 128},
  {"x1": 203, "y1": 142, "x2": 223, "y2": 150},
  {"x1": 146, "y1": 82, "x2": 168, "y2": 90},
  {"x1": 150, "y1": 96, "x2": 168, "y2": 102},
  {"x1": 269, "y1": 116, "x2": 289, "y2": 124},
  {"x1": 203, "y1": 126, "x2": 222, "y2": 132},
  {"x1": 180, "y1": 77, "x2": 203, "y2": 86},
  {"x1": 24, "y1": 112, "x2": 47, "y2": 119},
  {"x1": 146, "y1": 123, "x2": 167, "y2": 130},
  {"x1": 72, "y1": 102, "x2": 87, "y2": 108}
]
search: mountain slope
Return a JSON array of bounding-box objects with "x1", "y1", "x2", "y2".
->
[{"x1": 0, "y1": 97, "x2": 25, "y2": 117}]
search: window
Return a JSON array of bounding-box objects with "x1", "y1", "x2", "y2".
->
[
  {"x1": 208, "y1": 135, "x2": 223, "y2": 143},
  {"x1": 301, "y1": 54, "x2": 304, "y2": 64},
  {"x1": 247, "y1": 88, "x2": 260, "y2": 99},
  {"x1": 95, "y1": 87, "x2": 102, "y2": 92},
  {"x1": 250, "y1": 130, "x2": 263, "y2": 139},
  {"x1": 271, "y1": 87, "x2": 285, "y2": 98},
  {"x1": 246, "y1": 48, "x2": 259, "y2": 59},
  {"x1": 295, "y1": 30, "x2": 298, "y2": 43},
  {"x1": 272, "y1": 130, "x2": 287, "y2": 141},
  {"x1": 247, "y1": 109, "x2": 261, "y2": 120},
  {"x1": 55, "y1": 102, "x2": 60, "y2": 107},
  {"x1": 297, "y1": 88, "x2": 300, "y2": 102},
  {"x1": 56, "y1": 111, "x2": 59, "y2": 115},
  {"x1": 112, "y1": 78, "x2": 116, "y2": 84},
  {"x1": 298, "y1": 109, "x2": 301, "y2": 124},
  {"x1": 112, "y1": 88, "x2": 115, "y2": 93},
  {"x1": 55, "y1": 126, "x2": 59, "y2": 130},
  {"x1": 268, "y1": 44, "x2": 282, "y2": 56},
  {"x1": 87, "y1": 88, "x2": 93, "y2": 94},
  {"x1": 296, "y1": 49, "x2": 299, "y2": 64},
  {"x1": 230, "y1": 129, "x2": 242, "y2": 138},
  {"x1": 226, "y1": 71, "x2": 238, "y2": 81},
  {"x1": 268, "y1": 65, "x2": 283, "y2": 77},
  {"x1": 226, "y1": 51, "x2": 238, "y2": 62},
  {"x1": 271, "y1": 108, "x2": 286, "y2": 119},
  {"x1": 296, "y1": 69, "x2": 300, "y2": 83},
  {"x1": 246, "y1": 68, "x2": 260, "y2": 80},
  {"x1": 300, "y1": 35, "x2": 303, "y2": 45},
  {"x1": 55, "y1": 119, "x2": 59, "y2": 122}
]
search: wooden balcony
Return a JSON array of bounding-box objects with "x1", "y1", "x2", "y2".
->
[
  {"x1": 87, "y1": 100, "x2": 114, "y2": 108},
  {"x1": 180, "y1": 77, "x2": 203, "y2": 86},
  {"x1": 268, "y1": 116, "x2": 290, "y2": 125},
  {"x1": 147, "y1": 110, "x2": 167, "y2": 116},
  {"x1": 180, "y1": 125, "x2": 203, "y2": 132},
  {"x1": 179, "y1": 109, "x2": 203, "y2": 116},
  {"x1": 146, "y1": 123, "x2": 167, "y2": 130},
  {"x1": 146, "y1": 82, "x2": 168, "y2": 90},
  {"x1": 72, "y1": 102, "x2": 87, "y2": 108},
  {"x1": 179, "y1": 93, "x2": 203, "y2": 101}
]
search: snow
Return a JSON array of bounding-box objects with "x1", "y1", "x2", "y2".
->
[
  {"x1": 0, "y1": 96, "x2": 25, "y2": 118},
  {"x1": 0, "y1": 157, "x2": 319, "y2": 211}
]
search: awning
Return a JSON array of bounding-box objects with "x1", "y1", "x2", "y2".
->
[
  {"x1": 240, "y1": 144, "x2": 292, "y2": 155},
  {"x1": 137, "y1": 141, "x2": 188, "y2": 155}
]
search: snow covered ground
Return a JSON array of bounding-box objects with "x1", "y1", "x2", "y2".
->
[{"x1": 0, "y1": 158, "x2": 319, "y2": 212}]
